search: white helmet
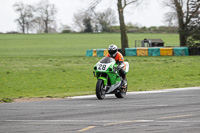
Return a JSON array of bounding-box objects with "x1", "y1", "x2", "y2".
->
[{"x1": 108, "y1": 44, "x2": 118, "y2": 57}]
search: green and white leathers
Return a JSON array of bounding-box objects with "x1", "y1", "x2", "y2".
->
[{"x1": 93, "y1": 57, "x2": 129, "y2": 100}]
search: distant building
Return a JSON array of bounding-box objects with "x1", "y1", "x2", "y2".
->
[
  {"x1": 136, "y1": 39, "x2": 164, "y2": 47},
  {"x1": 146, "y1": 39, "x2": 164, "y2": 47}
]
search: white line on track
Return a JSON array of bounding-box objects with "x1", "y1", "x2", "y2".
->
[
  {"x1": 0, "y1": 120, "x2": 115, "y2": 123},
  {"x1": 70, "y1": 87, "x2": 200, "y2": 99}
]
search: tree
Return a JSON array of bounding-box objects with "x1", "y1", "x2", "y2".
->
[
  {"x1": 59, "y1": 24, "x2": 72, "y2": 33},
  {"x1": 13, "y1": 2, "x2": 34, "y2": 34},
  {"x1": 164, "y1": 0, "x2": 200, "y2": 46},
  {"x1": 187, "y1": 26, "x2": 200, "y2": 46},
  {"x1": 95, "y1": 8, "x2": 117, "y2": 32},
  {"x1": 35, "y1": 0, "x2": 58, "y2": 33},
  {"x1": 188, "y1": 0, "x2": 200, "y2": 46},
  {"x1": 163, "y1": 12, "x2": 178, "y2": 27},
  {"x1": 89, "y1": 0, "x2": 143, "y2": 55},
  {"x1": 30, "y1": 17, "x2": 44, "y2": 33},
  {"x1": 72, "y1": 8, "x2": 117, "y2": 33},
  {"x1": 73, "y1": 11, "x2": 92, "y2": 32},
  {"x1": 83, "y1": 18, "x2": 93, "y2": 32}
]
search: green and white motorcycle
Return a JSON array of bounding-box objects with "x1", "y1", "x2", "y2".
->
[{"x1": 93, "y1": 57, "x2": 129, "y2": 100}]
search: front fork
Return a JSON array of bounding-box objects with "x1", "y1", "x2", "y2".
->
[{"x1": 98, "y1": 77, "x2": 108, "y2": 86}]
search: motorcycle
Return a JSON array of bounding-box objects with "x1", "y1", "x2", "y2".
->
[{"x1": 93, "y1": 57, "x2": 129, "y2": 100}]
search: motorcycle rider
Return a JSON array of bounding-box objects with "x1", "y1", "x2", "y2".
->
[{"x1": 106, "y1": 44, "x2": 127, "y2": 88}]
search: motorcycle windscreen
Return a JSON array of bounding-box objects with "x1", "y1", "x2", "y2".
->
[{"x1": 100, "y1": 57, "x2": 115, "y2": 63}]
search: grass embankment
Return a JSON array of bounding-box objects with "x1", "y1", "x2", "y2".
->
[{"x1": 0, "y1": 33, "x2": 199, "y2": 101}]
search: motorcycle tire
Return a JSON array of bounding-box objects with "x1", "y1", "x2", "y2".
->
[
  {"x1": 96, "y1": 79, "x2": 106, "y2": 100},
  {"x1": 115, "y1": 78, "x2": 127, "y2": 98}
]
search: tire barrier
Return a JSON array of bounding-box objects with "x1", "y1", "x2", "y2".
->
[
  {"x1": 160, "y1": 48, "x2": 173, "y2": 56},
  {"x1": 148, "y1": 47, "x2": 160, "y2": 56},
  {"x1": 86, "y1": 49, "x2": 109, "y2": 57},
  {"x1": 86, "y1": 47, "x2": 190, "y2": 57}
]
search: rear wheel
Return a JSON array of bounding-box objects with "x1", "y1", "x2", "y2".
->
[
  {"x1": 96, "y1": 79, "x2": 106, "y2": 100},
  {"x1": 115, "y1": 78, "x2": 127, "y2": 98}
]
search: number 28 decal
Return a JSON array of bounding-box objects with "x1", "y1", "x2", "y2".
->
[{"x1": 98, "y1": 64, "x2": 107, "y2": 70}]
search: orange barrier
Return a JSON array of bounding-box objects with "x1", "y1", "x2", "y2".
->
[
  {"x1": 137, "y1": 48, "x2": 148, "y2": 56},
  {"x1": 160, "y1": 48, "x2": 173, "y2": 56},
  {"x1": 104, "y1": 49, "x2": 108, "y2": 56},
  {"x1": 93, "y1": 49, "x2": 97, "y2": 57}
]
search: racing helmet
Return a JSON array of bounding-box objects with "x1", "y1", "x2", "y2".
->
[{"x1": 108, "y1": 44, "x2": 118, "y2": 57}]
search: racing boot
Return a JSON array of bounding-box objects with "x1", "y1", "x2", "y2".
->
[{"x1": 121, "y1": 78, "x2": 127, "y2": 89}]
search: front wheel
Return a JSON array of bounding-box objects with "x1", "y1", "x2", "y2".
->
[
  {"x1": 96, "y1": 79, "x2": 106, "y2": 100},
  {"x1": 115, "y1": 78, "x2": 127, "y2": 98}
]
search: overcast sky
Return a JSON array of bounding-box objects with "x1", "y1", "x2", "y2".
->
[{"x1": 0, "y1": 0, "x2": 170, "y2": 33}]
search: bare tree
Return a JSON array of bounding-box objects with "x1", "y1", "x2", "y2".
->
[
  {"x1": 163, "y1": 12, "x2": 178, "y2": 27},
  {"x1": 96, "y1": 8, "x2": 117, "y2": 32},
  {"x1": 89, "y1": 0, "x2": 143, "y2": 55},
  {"x1": 73, "y1": 12, "x2": 84, "y2": 32},
  {"x1": 35, "y1": 0, "x2": 58, "y2": 33},
  {"x1": 31, "y1": 17, "x2": 45, "y2": 33},
  {"x1": 73, "y1": 8, "x2": 116, "y2": 33},
  {"x1": 72, "y1": 11, "x2": 91, "y2": 32},
  {"x1": 164, "y1": 0, "x2": 200, "y2": 46},
  {"x1": 13, "y1": 2, "x2": 34, "y2": 34}
]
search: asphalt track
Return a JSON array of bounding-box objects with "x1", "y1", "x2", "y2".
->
[{"x1": 0, "y1": 87, "x2": 200, "y2": 133}]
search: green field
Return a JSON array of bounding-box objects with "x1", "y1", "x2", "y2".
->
[
  {"x1": 0, "y1": 33, "x2": 199, "y2": 102},
  {"x1": 0, "y1": 33, "x2": 179, "y2": 57}
]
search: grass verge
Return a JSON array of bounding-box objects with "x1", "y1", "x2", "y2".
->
[{"x1": 0, "y1": 56, "x2": 199, "y2": 101}]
